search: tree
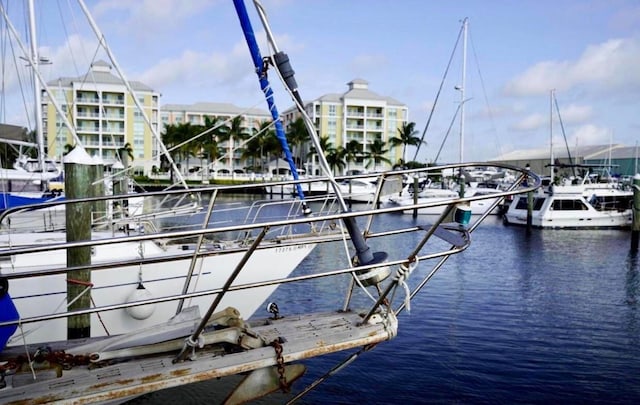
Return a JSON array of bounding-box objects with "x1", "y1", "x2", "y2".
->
[
  {"x1": 63, "y1": 143, "x2": 76, "y2": 156},
  {"x1": 325, "y1": 143, "x2": 346, "y2": 176},
  {"x1": 286, "y1": 117, "x2": 309, "y2": 168},
  {"x1": 117, "y1": 142, "x2": 134, "y2": 167},
  {"x1": 200, "y1": 116, "x2": 226, "y2": 171},
  {"x1": 343, "y1": 139, "x2": 362, "y2": 174},
  {"x1": 220, "y1": 116, "x2": 250, "y2": 169},
  {"x1": 306, "y1": 136, "x2": 333, "y2": 176},
  {"x1": 243, "y1": 120, "x2": 275, "y2": 173},
  {"x1": 366, "y1": 139, "x2": 391, "y2": 171},
  {"x1": 389, "y1": 121, "x2": 423, "y2": 166}
]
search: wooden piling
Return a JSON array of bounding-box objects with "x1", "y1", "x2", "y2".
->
[
  {"x1": 412, "y1": 177, "x2": 419, "y2": 218},
  {"x1": 90, "y1": 156, "x2": 105, "y2": 225},
  {"x1": 64, "y1": 147, "x2": 95, "y2": 339},
  {"x1": 526, "y1": 190, "x2": 533, "y2": 229},
  {"x1": 631, "y1": 174, "x2": 640, "y2": 251}
]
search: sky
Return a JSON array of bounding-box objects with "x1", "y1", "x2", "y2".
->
[{"x1": 1, "y1": 0, "x2": 639, "y2": 164}]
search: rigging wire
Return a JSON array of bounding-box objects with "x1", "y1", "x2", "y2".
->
[
  {"x1": 469, "y1": 29, "x2": 502, "y2": 159},
  {"x1": 412, "y1": 22, "x2": 463, "y2": 162},
  {"x1": 553, "y1": 93, "x2": 576, "y2": 178}
]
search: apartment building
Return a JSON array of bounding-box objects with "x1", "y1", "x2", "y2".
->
[
  {"x1": 282, "y1": 78, "x2": 408, "y2": 175},
  {"x1": 43, "y1": 60, "x2": 160, "y2": 174},
  {"x1": 160, "y1": 102, "x2": 270, "y2": 171}
]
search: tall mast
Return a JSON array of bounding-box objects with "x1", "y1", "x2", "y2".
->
[
  {"x1": 458, "y1": 17, "x2": 468, "y2": 164},
  {"x1": 550, "y1": 89, "x2": 554, "y2": 179},
  {"x1": 27, "y1": 0, "x2": 45, "y2": 175}
]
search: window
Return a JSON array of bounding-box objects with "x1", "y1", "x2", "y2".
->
[{"x1": 552, "y1": 199, "x2": 587, "y2": 211}]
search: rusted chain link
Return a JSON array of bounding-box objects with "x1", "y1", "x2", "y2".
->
[
  {"x1": 0, "y1": 349, "x2": 92, "y2": 375},
  {"x1": 270, "y1": 339, "x2": 289, "y2": 393}
]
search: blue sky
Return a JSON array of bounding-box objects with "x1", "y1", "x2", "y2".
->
[{"x1": 1, "y1": 0, "x2": 639, "y2": 164}]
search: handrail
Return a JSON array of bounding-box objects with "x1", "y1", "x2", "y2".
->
[{"x1": 0, "y1": 163, "x2": 541, "y2": 341}]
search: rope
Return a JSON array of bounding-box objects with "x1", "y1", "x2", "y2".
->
[
  {"x1": 393, "y1": 258, "x2": 419, "y2": 313},
  {"x1": 17, "y1": 319, "x2": 36, "y2": 381}
]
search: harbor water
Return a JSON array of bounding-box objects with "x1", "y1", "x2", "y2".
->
[{"x1": 130, "y1": 199, "x2": 640, "y2": 404}]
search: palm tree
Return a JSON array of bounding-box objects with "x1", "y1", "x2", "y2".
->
[
  {"x1": 243, "y1": 120, "x2": 275, "y2": 173},
  {"x1": 306, "y1": 135, "x2": 333, "y2": 176},
  {"x1": 63, "y1": 143, "x2": 76, "y2": 156},
  {"x1": 117, "y1": 142, "x2": 134, "y2": 167},
  {"x1": 200, "y1": 116, "x2": 225, "y2": 172},
  {"x1": 389, "y1": 121, "x2": 423, "y2": 167},
  {"x1": 325, "y1": 144, "x2": 346, "y2": 176},
  {"x1": 343, "y1": 139, "x2": 362, "y2": 174},
  {"x1": 366, "y1": 139, "x2": 391, "y2": 171},
  {"x1": 286, "y1": 117, "x2": 309, "y2": 168},
  {"x1": 221, "y1": 116, "x2": 250, "y2": 169}
]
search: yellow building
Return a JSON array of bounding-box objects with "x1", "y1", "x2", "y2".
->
[
  {"x1": 282, "y1": 78, "x2": 408, "y2": 175},
  {"x1": 44, "y1": 60, "x2": 160, "y2": 174}
]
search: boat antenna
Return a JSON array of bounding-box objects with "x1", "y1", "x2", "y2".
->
[{"x1": 235, "y1": 0, "x2": 387, "y2": 272}]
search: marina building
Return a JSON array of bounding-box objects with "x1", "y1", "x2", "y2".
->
[
  {"x1": 42, "y1": 71, "x2": 409, "y2": 177},
  {"x1": 490, "y1": 144, "x2": 639, "y2": 179},
  {"x1": 281, "y1": 79, "x2": 408, "y2": 175},
  {"x1": 44, "y1": 60, "x2": 160, "y2": 174}
]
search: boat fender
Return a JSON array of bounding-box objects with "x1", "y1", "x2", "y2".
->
[{"x1": 125, "y1": 283, "x2": 156, "y2": 320}]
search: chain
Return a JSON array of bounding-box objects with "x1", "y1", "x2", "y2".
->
[
  {"x1": 270, "y1": 339, "x2": 289, "y2": 393},
  {"x1": 0, "y1": 349, "x2": 92, "y2": 375}
]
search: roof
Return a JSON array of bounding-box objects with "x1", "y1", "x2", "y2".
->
[
  {"x1": 490, "y1": 144, "x2": 623, "y2": 161},
  {"x1": 311, "y1": 79, "x2": 406, "y2": 107},
  {"x1": 162, "y1": 102, "x2": 270, "y2": 117},
  {"x1": 47, "y1": 60, "x2": 154, "y2": 92},
  {"x1": 0, "y1": 123, "x2": 27, "y2": 141}
]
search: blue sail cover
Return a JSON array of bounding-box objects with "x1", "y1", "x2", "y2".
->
[
  {"x1": 0, "y1": 192, "x2": 63, "y2": 211},
  {"x1": 0, "y1": 294, "x2": 18, "y2": 352}
]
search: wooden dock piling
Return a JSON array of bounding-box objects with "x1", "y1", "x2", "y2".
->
[
  {"x1": 632, "y1": 174, "x2": 640, "y2": 251},
  {"x1": 64, "y1": 147, "x2": 96, "y2": 339}
]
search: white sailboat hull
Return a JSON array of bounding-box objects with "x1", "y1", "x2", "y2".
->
[{"x1": 2, "y1": 236, "x2": 315, "y2": 346}]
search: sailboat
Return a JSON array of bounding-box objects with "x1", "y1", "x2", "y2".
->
[
  {"x1": 385, "y1": 18, "x2": 506, "y2": 216},
  {"x1": 0, "y1": 1, "x2": 538, "y2": 403},
  {"x1": 0, "y1": 4, "x2": 64, "y2": 213}
]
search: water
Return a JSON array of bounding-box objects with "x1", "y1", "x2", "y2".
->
[{"x1": 131, "y1": 204, "x2": 640, "y2": 404}]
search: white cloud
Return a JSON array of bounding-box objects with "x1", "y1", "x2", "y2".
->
[
  {"x1": 555, "y1": 103, "x2": 593, "y2": 123},
  {"x1": 564, "y1": 124, "x2": 612, "y2": 146},
  {"x1": 504, "y1": 37, "x2": 640, "y2": 97},
  {"x1": 511, "y1": 113, "x2": 546, "y2": 131},
  {"x1": 93, "y1": 0, "x2": 214, "y2": 27}
]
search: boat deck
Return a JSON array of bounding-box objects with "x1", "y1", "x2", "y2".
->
[{"x1": 0, "y1": 309, "x2": 396, "y2": 404}]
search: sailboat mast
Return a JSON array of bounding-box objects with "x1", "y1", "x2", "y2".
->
[
  {"x1": 27, "y1": 0, "x2": 46, "y2": 176},
  {"x1": 550, "y1": 89, "x2": 554, "y2": 180},
  {"x1": 459, "y1": 17, "x2": 468, "y2": 164}
]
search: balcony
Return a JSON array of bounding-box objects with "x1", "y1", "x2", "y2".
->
[
  {"x1": 102, "y1": 97, "x2": 125, "y2": 105},
  {"x1": 76, "y1": 97, "x2": 100, "y2": 104}
]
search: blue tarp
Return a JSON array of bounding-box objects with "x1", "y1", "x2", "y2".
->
[
  {"x1": 0, "y1": 192, "x2": 63, "y2": 211},
  {"x1": 0, "y1": 294, "x2": 19, "y2": 352}
]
